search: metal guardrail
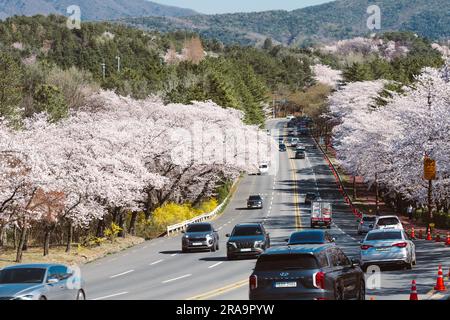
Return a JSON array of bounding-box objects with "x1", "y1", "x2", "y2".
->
[{"x1": 166, "y1": 179, "x2": 238, "y2": 236}]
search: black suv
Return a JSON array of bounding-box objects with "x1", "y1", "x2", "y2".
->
[
  {"x1": 279, "y1": 144, "x2": 287, "y2": 152},
  {"x1": 226, "y1": 224, "x2": 270, "y2": 260},
  {"x1": 249, "y1": 244, "x2": 365, "y2": 300},
  {"x1": 295, "y1": 150, "x2": 306, "y2": 159},
  {"x1": 305, "y1": 192, "x2": 318, "y2": 204},
  {"x1": 287, "y1": 230, "x2": 335, "y2": 245},
  {"x1": 247, "y1": 195, "x2": 263, "y2": 209},
  {"x1": 181, "y1": 223, "x2": 219, "y2": 253}
]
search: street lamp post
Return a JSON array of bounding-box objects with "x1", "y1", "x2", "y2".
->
[
  {"x1": 101, "y1": 62, "x2": 106, "y2": 81},
  {"x1": 116, "y1": 56, "x2": 121, "y2": 73}
]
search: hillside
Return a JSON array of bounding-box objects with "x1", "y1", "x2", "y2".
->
[
  {"x1": 0, "y1": 0, "x2": 198, "y2": 21},
  {"x1": 122, "y1": 0, "x2": 450, "y2": 46}
]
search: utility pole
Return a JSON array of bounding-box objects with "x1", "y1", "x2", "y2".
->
[
  {"x1": 116, "y1": 56, "x2": 121, "y2": 73},
  {"x1": 426, "y1": 88, "x2": 434, "y2": 221},
  {"x1": 101, "y1": 61, "x2": 106, "y2": 81}
]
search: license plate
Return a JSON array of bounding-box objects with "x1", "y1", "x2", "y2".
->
[
  {"x1": 275, "y1": 282, "x2": 297, "y2": 288},
  {"x1": 376, "y1": 248, "x2": 389, "y2": 251},
  {"x1": 240, "y1": 248, "x2": 252, "y2": 252},
  {"x1": 192, "y1": 242, "x2": 203, "y2": 246}
]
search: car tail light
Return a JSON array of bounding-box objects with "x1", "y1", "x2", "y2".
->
[
  {"x1": 249, "y1": 275, "x2": 258, "y2": 290},
  {"x1": 360, "y1": 245, "x2": 373, "y2": 250},
  {"x1": 313, "y1": 271, "x2": 325, "y2": 289},
  {"x1": 392, "y1": 242, "x2": 407, "y2": 248}
]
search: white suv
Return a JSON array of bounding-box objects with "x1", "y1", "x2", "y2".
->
[
  {"x1": 258, "y1": 163, "x2": 269, "y2": 175},
  {"x1": 374, "y1": 215, "x2": 403, "y2": 230}
]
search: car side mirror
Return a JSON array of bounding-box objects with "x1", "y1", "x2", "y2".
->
[
  {"x1": 226, "y1": 234, "x2": 230, "y2": 237},
  {"x1": 214, "y1": 230, "x2": 218, "y2": 233},
  {"x1": 47, "y1": 278, "x2": 59, "y2": 284},
  {"x1": 284, "y1": 238, "x2": 289, "y2": 242}
]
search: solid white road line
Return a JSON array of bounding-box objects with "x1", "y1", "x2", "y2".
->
[
  {"x1": 162, "y1": 274, "x2": 192, "y2": 284},
  {"x1": 92, "y1": 292, "x2": 129, "y2": 300},
  {"x1": 208, "y1": 262, "x2": 223, "y2": 269},
  {"x1": 150, "y1": 259, "x2": 164, "y2": 266},
  {"x1": 110, "y1": 270, "x2": 134, "y2": 279}
]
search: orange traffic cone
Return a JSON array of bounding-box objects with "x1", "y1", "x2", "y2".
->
[
  {"x1": 445, "y1": 232, "x2": 450, "y2": 246},
  {"x1": 410, "y1": 228, "x2": 416, "y2": 239},
  {"x1": 435, "y1": 233, "x2": 441, "y2": 242},
  {"x1": 409, "y1": 280, "x2": 419, "y2": 300},
  {"x1": 434, "y1": 265, "x2": 446, "y2": 291},
  {"x1": 426, "y1": 229, "x2": 432, "y2": 241}
]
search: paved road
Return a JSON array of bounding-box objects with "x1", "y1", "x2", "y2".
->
[{"x1": 82, "y1": 119, "x2": 450, "y2": 300}]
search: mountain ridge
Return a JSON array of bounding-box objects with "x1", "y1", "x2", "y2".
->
[{"x1": 0, "y1": 0, "x2": 199, "y2": 21}]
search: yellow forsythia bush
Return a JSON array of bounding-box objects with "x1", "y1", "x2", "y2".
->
[{"x1": 153, "y1": 198, "x2": 219, "y2": 228}]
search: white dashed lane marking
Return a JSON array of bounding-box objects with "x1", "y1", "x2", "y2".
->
[{"x1": 110, "y1": 270, "x2": 134, "y2": 279}]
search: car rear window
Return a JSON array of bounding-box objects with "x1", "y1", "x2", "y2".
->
[
  {"x1": 255, "y1": 254, "x2": 319, "y2": 271},
  {"x1": 289, "y1": 232, "x2": 324, "y2": 244},
  {"x1": 249, "y1": 196, "x2": 262, "y2": 201},
  {"x1": 363, "y1": 216, "x2": 376, "y2": 222},
  {"x1": 232, "y1": 226, "x2": 262, "y2": 236},
  {"x1": 366, "y1": 231, "x2": 402, "y2": 241},
  {"x1": 0, "y1": 268, "x2": 46, "y2": 284},
  {"x1": 186, "y1": 224, "x2": 212, "y2": 232},
  {"x1": 377, "y1": 217, "x2": 400, "y2": 226}
]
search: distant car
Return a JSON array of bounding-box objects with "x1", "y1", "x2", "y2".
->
[
  {"x1": 279, "y1": 144, "x2": 287, "y2": 152},
  {"x1": 286, "y1": 230, "x2": 335, "y2": 245},
  {"x1": 360, "y1": 229, "x2": 416, "y2": 271},
  {"x1": 266, "y1": 130, "x2": 271, "y2": 136},
  {"x1": 247, "y1": 195, "x2": 263, "y2": 209},
  {"x1": 258, "y1": 163, "x2": 269, "y2": 175},
  {"x1": 286, "y1": 115, "x2": 295, "y2": 121},
  {"x1": 182, "y1": 222, "x2": 219, "y2": 253},
  {"x1": 295, "y1": 145, "x2": 306, "y2": 152},
  {"x1": 373, "y1": 216, "x2": 403, "y2": 230},
  {"x1": 357, "y1": 215, "x2": 377, "y2": 235},
  {"x1": 295, "y1": 150, "x2": 306, "y2": 159},
  {"x1": 290, "y1": 138, "x2": 299, "y2": 147},
  {"x1": 0, "y1": 264, "x2": 85, "y2": 300},
  {"x1": 305, "y1": 192, "x2": 318, "y2": 204},
  {"x1": 226, "y1": 223, "x2": 270, "y2": 260},
  {"x1": 249, "y1": 244, "x2": 365, "y2": 300}
]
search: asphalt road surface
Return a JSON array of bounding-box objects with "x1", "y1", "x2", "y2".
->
[{"x1": 82, "y1": 119, "x2": 450, "y2": 300}]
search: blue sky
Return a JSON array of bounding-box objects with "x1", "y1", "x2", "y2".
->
[{"x1": 151, "y1": 0, "x2": 334, "y2": 14}]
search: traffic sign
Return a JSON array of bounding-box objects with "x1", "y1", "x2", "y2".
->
[{"x1": 424, "y1": 158, "x2": 436, "y2": 180}]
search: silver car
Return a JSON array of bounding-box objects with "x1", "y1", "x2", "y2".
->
[
  {"x1": 357, "y1": 215, "x2": 377, "y2": 235},
  {"x1": 0, "y1": 264, "x2": 86, "y2": 300},
  {"x1": 360, "y1": 229, "x2": 416, "y2": 271},
  {"x1": 373, "y1": 215, "x2": 403, "y2": 230}
]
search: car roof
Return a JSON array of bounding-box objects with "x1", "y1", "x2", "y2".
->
[
  {"x1": 290, "y1": 230, "x2": 326, "y2": 237},
  {"x1": 376, "y1": 215, "x2": 400, "y2": 219},
  {"x1": 188, "y1": 222, "x2": 212, "y2": 226},
  {"x1": 262, "y1": 244, "x2": 333, "y2": 256},
  {"x1": 367, "y1": 229, "x2": 402, "y2": 234},
  {"x1": 2, "y1": 263, "x2": 64, "y2": 270},
  {"x1": 234, "y1": 223, "x2": 262, "y2": 228}
]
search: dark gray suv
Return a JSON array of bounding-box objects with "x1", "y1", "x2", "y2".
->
[
  {"x1": 226, "y1": 223, "x2": 270, "y2": 260},
  {"x1": 249, "y1": 244, "x2": 365, "y2": 300},
  {"x1": 181, "y1": 223, "x2": 219, "y2": 253}
]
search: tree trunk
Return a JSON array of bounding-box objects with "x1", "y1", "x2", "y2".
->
[
  {"x1": 66, "y1": 222, "x2": 73, "y2": 253},
  {"x1": 353, "y1": 176, "x2": 357, "y2": 201},
  {"x1": 0, "y1": 225, "x2": 4, "y2": 247},
  {"x1": 375, "y1": 174, "x2": 379, "y2": 215},
  {"x1": 43, "y1": 228, "x2": 51, "y2": 256},
  {"x1": 23, "y1": 229, "x2": 29, "y2": 251},
  {"x1": 16, "y1": 225, "x2": 28, "y2": 263},
  {"x1": 128, "y1": 212, "x2": 138, "y2": 236},
  {"x1": 13, "y1": 225, "x2": 17, "y2": 250},
  {"x1": 118, "y1": 211, "x2": 126, "y2": 238},
  {"x1": 96, "y1": 219, "x2": 105, "y2": 238}
]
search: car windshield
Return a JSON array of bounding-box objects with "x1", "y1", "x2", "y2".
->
[
  {"x1": 0, "y1": 268, "x2": 46, "y2": 284},
  {"x1": 307, "y1": 193, "x2": 317, "y2": 198},
  {"x1": 232, "y1": 226, "x2": 262, "y2": 236},
  {"x1": 289, "y1": 232, "x2": 324, "y2": 244},
  {"x1": 377, "y1": 218, "x2": 400, "y2": 226},
  {"x1": 260, "y1": 165, "x2": 268, "y2": 169},
  {"x1": 249, "y1": 196, "x2": 262, "y2": 201},
  {"x1": 363, "y1": 216, "x2": 376, "y2": 222},
  {"x1": 186, "y1": 224, "x2": 211, "y2": 233},
  {"x1": 366, "y1": 231, "x2": 402, "y2": 241},
  {"x1": 255, "y1": 254, "x2": 318, "y2": 271}
]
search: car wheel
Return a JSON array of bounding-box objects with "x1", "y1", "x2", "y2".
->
[
  {"x1": 334, "y1": 284, "x2": 344, "y2": 300},
  {"x1": 211, "y1": 244, "x2": 216, "y2": 252},
  {"x1": 358, "y1": 280, "x2": 366, "y2": 300},
  {"x1": 216, "y1": 242, "x2": 219, "y2": 251},
  {"x1": 39, "y1": 296, "x2": 47, "y2": 300},
  {"x1": 405, "y1": 259, "x2": 413, "y2": 270},
  {"x1": 76, "y1": 290, "x2": 86, "y2": 301}
]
